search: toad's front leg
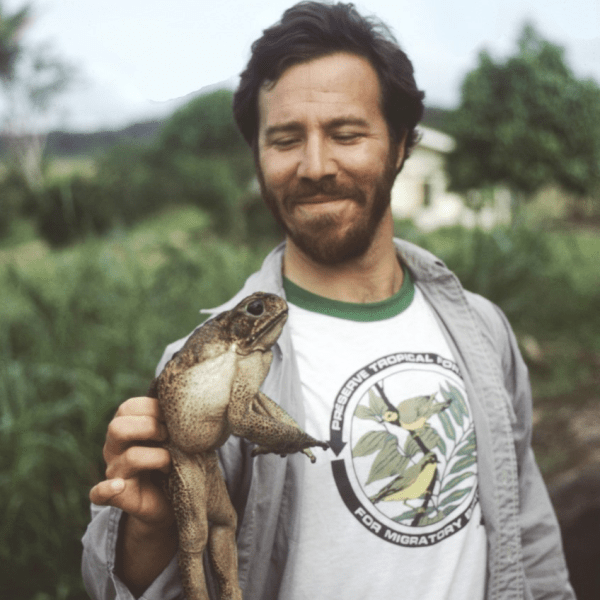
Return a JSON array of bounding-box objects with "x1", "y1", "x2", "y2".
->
[
  {"x1": 252, "y1": 391, "x2": 329, "y2": 461},
  {"x1": 228, "y1": 389, "x2": 328, "y2": 461}
]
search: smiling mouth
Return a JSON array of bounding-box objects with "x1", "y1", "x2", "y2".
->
[
  {"x1": 299, "y1": 194, "x2": 348, "y2": 202},
  {"x1": 293, "y1": 196, "x2": 356, "y2": 210}
]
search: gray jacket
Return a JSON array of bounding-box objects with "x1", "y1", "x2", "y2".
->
[{"x1": 82, "y1": 239, "x2": 574, "y2": 600}]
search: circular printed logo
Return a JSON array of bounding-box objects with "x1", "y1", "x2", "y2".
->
[{"x1": 329, "y1": 352, "x2": 479, "y2": 547}]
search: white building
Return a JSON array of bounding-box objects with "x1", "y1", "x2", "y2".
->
[{"x1": 391, "y1": 126, "x2": 511, "y2": 231}]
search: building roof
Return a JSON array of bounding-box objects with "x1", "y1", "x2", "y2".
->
[{"x1": 417, "y1": 126, "x2": 455, "y2": 154}]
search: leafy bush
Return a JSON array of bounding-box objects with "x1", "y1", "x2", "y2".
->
[
  {"x1": 94, "y1": 142, "x2": 167, "y2": 226},
  {"x1": 155, "y1": 155, "x2": 244, "y2": 235},
  {"x1": 0, "y1": 169, "x2": 37, "y2": 236},
  {"x1": 158, "y1": 89, "x2": 248, "y2": 156},
  {"x1": 34, "y1": 176, "x2": 114, "y2": 247},
  {"x1": 61, "y1": 89, "x2": 258, "y2": 241},
  {"x1": 34, "y1": 148, "x2": 247, "y2": 246}
]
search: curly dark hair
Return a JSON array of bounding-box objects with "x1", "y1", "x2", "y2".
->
[{"x1": 233, "y1": 1, "x2": 425, "y2": 156}]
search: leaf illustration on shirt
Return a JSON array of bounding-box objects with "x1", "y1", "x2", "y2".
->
[{"x1": 352, "y1": 381, "x2": 478, "y2": 527}]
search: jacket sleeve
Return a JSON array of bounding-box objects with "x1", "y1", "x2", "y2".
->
[
  {"x1": 476, "y1": 297, "x2": 575, "y2": 599},
  {"x1": 81, "y1": 504, "x2": 183, "y2": 600}
]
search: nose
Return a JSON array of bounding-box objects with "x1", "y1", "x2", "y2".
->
[{"x1": 296, "y1": 135, "x2": 337, "y2": 181}]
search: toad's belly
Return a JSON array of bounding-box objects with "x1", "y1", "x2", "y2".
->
[
  {"x1": 160, "y1": 350, "x2": 237, "y2": 453},
  {"x1": 169, "y1": 417, "x2": 232, "y2": 453}
]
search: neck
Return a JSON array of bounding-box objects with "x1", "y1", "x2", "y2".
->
[{"x1": 283, "y1": 211, "x2": 402, "y2": 303}]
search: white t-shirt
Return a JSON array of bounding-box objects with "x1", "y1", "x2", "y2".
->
[{"x1": 279, "y1": 269, "x2": 487, "y2": 600}]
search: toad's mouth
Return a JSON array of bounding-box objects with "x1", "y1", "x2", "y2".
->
[{"x1": 245, "y1": 309, "x2": 289, "y2": 349}]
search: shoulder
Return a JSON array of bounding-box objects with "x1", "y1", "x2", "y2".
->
[
  {"x1": 464, "y1": 290, "x2": 510, "y2": 349},
  {"x1": 463, "y1": 291, "x2": 518, "y2": 356},
  {"x1": 396, "y1": 236, "x2": 519, "y2": 372},
  {"x1": 463, "y1": 289, "x2": 529, "y2": 409}
]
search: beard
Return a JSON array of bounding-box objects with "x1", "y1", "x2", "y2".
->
[{"x1": 257, "y1": 149, "x2": 399, "y2": 266}]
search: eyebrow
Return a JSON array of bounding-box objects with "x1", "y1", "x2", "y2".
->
[
  {"x1": 264, "y1": 122, "x2": 304, "y2": 138},
  {"x1": 264, "y1": 116, "x2": 370, "y2": 138}
]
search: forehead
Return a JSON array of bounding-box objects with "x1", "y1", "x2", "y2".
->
[{"x1": 257, "y1": 52, "x2": 384, "y2": 129}]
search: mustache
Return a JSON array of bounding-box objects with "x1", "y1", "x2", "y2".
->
[{"x1": 284, "y1": 180, "x2": 365, "y2": 206}]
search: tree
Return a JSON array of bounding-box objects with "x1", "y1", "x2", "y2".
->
[
  {"x1": 151, "y1": 89, "x2": 256, "y2": 234},
  {"x1": 0, "y1": 2, "x2": 29, "y2": 78},
  {"x1": 157, "y1": 88, "x2": 254, "y2": 187},
  {"x1": 446, "y1": 23, "x2": 600, "y2": 214},
  {"x1": 0, "y1": 1, "x2": 75, "y2": 189}
]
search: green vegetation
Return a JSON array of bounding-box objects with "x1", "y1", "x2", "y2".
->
[{"x1": 0, "y1": 88, "x2": 268, "y2": 247}]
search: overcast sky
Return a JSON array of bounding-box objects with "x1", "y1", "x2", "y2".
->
[{"x1": 3, "y1": 0, "x2": 600, "y2": 130}]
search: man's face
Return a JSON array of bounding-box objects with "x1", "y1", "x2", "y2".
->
[{"x1": 256, "y1": 52, "x2": 404, "y2": 266}]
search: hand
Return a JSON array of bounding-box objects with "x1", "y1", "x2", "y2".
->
[
  {"x1": 89, "y1": 396, "x2": 174, "y2": 527},
  {"x1": 90, "y1": 397, "x2": 178, "y2": 592}
]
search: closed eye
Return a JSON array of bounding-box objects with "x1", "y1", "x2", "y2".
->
[
  {"x1": 332, "y1": 131, "x2": 364, "y2": 143},
  {"x1": 271, "y1": 136, "x2": 301, "y2": 149}
]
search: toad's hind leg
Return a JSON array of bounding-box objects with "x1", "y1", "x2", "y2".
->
[
  {"x1": 205, "y1": 454, "x2": 242, "y2": 600},
  {"x1": 168, "y1": 447, "x2": 211, "y2": 600}
]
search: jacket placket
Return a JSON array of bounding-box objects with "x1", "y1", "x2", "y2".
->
[{"x1": 413, "y1": 265, "x2": 525, "y2": 600}]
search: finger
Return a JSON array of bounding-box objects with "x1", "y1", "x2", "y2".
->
[
  {"x1": 89, "y1": 478, "x2": 126, "y2": 506},
  {"x1": 106, "y1": 445, "x2": 171, "y2": 480},
  {"x1": 89, "y1": 478, "x2": 173, "y2": 525},
  {"x1": 105, "y1": 414, "x2": 169, "y2": 459},
  {"x1": 116, "y1": 397, "x2": 164, "y2": 420}
]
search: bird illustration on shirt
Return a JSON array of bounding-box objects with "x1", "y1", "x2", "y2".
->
[
  {"x1": 381, "y1": 391, "x2": 451, "y2": 431},
  {"x1": 370, "y1": 452, "x2": 438, "y2": 504}
]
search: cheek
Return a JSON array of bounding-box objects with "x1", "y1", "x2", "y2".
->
[
  {"x1": 259, "y1": 150, "x2": 293, "y2": 192},
  {"x1": 337, "y1": 143, "x2": 390, "y2": 178},
  {"x1": 346, "y1": 157, "x2": 388, "y2": 188}
]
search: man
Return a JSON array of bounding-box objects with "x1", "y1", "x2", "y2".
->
[{"x1": 82, "y1": 2, "x2": 574, "y2": 599}]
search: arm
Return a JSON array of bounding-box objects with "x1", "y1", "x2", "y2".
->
[{"x1": 83, "y1": 397, "x2": 181, "y2": 599}]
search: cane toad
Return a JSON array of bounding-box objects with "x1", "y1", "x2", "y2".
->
[{"x1": 149, "y1": 292, "x2": 328, "y2": 600}]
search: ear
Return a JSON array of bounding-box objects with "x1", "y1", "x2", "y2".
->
[{"x1": 394, "y1": 130, "x2": 409, "y2": 173}]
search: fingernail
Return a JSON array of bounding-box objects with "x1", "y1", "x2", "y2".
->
[{"x1": 111, "y1": 479, "x2": 125, "y2": 493}]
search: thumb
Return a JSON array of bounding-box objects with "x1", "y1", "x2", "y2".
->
[{"x1": 89, "y1": 478, "x2": 126, "y2": 507}]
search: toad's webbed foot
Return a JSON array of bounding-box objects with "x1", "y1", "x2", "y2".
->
[{"x1": 251, "y1": 438, "x2": 329, "y2": 462}]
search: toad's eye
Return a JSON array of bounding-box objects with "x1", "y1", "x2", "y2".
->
[{"x1": 246, "y1": 300, "x2": 264, "y2": 316}]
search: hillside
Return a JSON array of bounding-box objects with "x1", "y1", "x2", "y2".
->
[{"x1": 0, "y1": 119, "x2": 164, "y2": 159}]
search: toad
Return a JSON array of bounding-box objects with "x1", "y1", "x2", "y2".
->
[{"x1": 148, "y1": 292, "x2": 328, "y2": 600}]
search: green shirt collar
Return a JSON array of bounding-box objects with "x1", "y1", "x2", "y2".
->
[{"x1": 283, "y1": 266, "x2": 414, "y2": 322}]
